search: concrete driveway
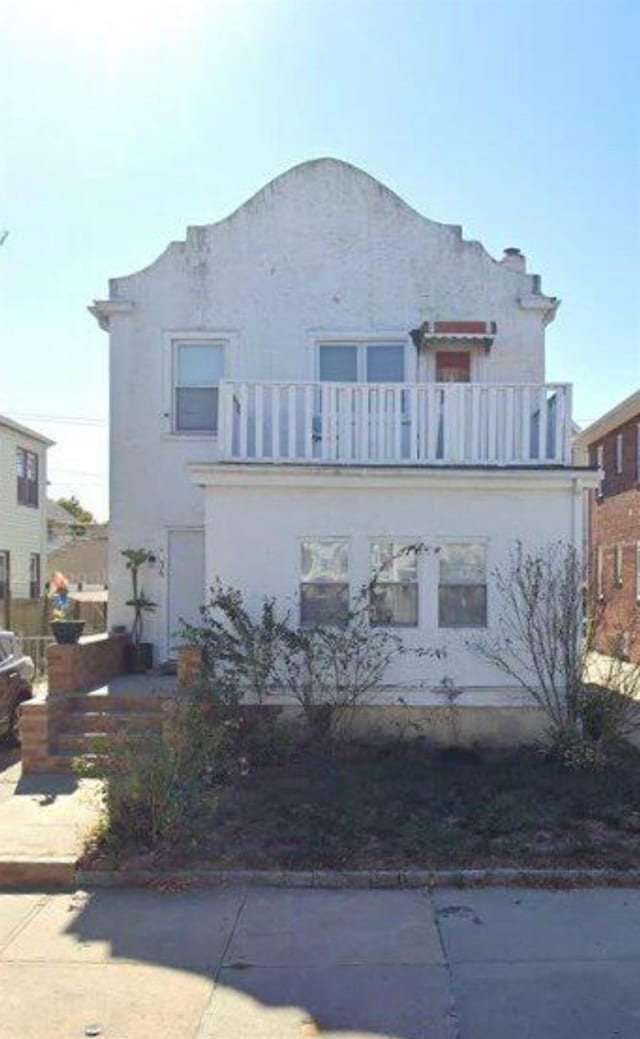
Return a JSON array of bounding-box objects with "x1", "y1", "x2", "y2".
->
[{"x1": 0, "y1": 885, "x2": 639, "y2": 1038}]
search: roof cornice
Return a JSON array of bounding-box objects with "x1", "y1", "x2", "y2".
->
[
  {"x1": 88, "y1": 299, "x2": 135, "y2": 332},
  {"x1": 574, "y1": 389, "x2": 640, "y2": 449}
]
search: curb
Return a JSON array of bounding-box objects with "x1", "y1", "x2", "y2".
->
[
  {"x1": 76, "y1": 866, "x2": 640, "y2": 891},
  {"x1": 0, "y1": 857, "x2": 77, "y2": 890}
]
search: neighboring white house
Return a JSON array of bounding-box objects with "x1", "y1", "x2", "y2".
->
[
  {"x1": 90, "y1": 158, "x2": 597, "y2": 712},
  {"x1": 0, "y1": 414, "x2": 52, "y2": 612}
]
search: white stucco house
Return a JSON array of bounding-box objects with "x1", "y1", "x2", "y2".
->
[{"x1": 90, "y1": 158, "x2": 597, "y2": 732}]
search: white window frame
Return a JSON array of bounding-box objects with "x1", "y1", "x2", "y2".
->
[
  {"x1": 162, "y1": 331, "x2": 237, "y2": 438},
  {"x1": 299, "y1": 536, "x2": 350, "y2": 627},
  {"x1": 309, "y1": 331, "x2": 415, "y2": 384},
  {"x1": 636, "y1": 542, "x2": 640, "y2": 603},
  {"x1": 615, "y1": 433, "x2": 623, "y2": 474},
  {"x1": 615, "y1": 545, "x2": 624, "y2": 588},
  {"x1": 369, "y1": 538, "x2": 420, "y2": 628},
  {"x1": 596, "y1": 546, "x2": 604, "y2": 600},
  {"x1": 437, "y1": 539, "x2": 488, "y2": 629}
]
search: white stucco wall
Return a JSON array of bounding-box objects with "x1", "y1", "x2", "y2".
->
[
  {"x1": 0, "y1": 424, "x2": 48, "y2": 600},
  {"x1": 195, "y1": 467, "x2": 585, "y2": 692},
  {"x1": 99, "y1": 158, "x2": 560, "y2": 649}
]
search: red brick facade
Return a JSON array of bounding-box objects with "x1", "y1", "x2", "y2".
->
[{"x1": 587, "y1": 411, "x2": 640, "y2": 662}]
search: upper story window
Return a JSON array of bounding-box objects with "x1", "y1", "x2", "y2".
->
[
  {"x1": 318, "y1": 342, "x2": 406, "y2": 384},
  {"x1": 615, "y1": 433, "x2": 623, "y2": 474},
  {"x1": 636, "y1": 424, "x2": 640, "y2": 482},
  {"x1": 16, "y1": 447, "x2": 39, "y2": 507},
  {"x1": 173, "y1": 341, "x2": 226, "y2": 433},
  {"x1": 300, "y1": 538, "x2": 349, "y2": 626}
]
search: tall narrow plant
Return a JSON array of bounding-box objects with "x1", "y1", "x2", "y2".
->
[{"x1": 122, "y1": 548, "x2": 156, "y2": 646}]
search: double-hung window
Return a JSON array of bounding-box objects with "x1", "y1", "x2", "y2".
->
[
  {"x1": 615, "y1": 545, "x2": 624, "y2": 587},
  {"x1": 300, "y1": 539, "x2": 349, "y2": 626},
  {"x1": 16, "y1": 448, "x2": 39, "y2": 507},
  {"x1": 369, "y1": 540, "x2": 419, "y2": 627},
  {"x1": 438, "y1": 543, "x2": 487, "y2": 628},
  {"x1": 173, "y1": 341, "x2": 225, "y2": 433}
]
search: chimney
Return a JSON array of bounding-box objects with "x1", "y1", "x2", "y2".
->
[{"x1": 501, "y1": 247, "x2": 526, "y2": 272}]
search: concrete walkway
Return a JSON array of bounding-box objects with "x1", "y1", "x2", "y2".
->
[
  {"x1": 0, "y1": 746, "x2": 102, "y2": 886},
  {"x1": 0, "y1": 885, "x2": 639, "y2": 1038}
]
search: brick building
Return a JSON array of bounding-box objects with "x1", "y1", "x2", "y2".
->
[{"x1": 575, "y1": 390, "x2": 640, "y2": 662}]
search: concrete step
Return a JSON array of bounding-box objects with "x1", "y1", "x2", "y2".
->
[
  {"x1": 57, "y1": 731, "x2": 155, "y2": 754},
  {"x1": 66, "y1": 693, "x2": 163, "y2": 714}
]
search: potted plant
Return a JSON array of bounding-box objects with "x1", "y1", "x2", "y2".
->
[
  {"x1": 122, "y1": 548, "x2": 156, "y2": 673},
  {"x1": 49, "y1": 571, "x2": 85, "y2": 644}
]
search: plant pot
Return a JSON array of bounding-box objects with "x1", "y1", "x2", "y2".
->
[
  {"x1": 125, "y1": 642, "x2": 153, "y2": 674},
  {"x1": 50, "y1": 620, "x2": 85, "y2": 645}
]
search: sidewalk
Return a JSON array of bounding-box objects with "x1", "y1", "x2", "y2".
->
[
  {"x1": 1, "y1": 884, "x2": 640, "y2": 1038},
  {"x1": 0, "y1": 747, "x2": 102, "y2": 887}
]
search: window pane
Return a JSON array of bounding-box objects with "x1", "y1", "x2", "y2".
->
[
  {"x1": 366, "y1": 345, "x2": 404, "y2": 383},
  {"x1": 301, "y1": 583, "x2": 349, "y2": 625},
  {"x1": 301, "y1": 539, "x2": 349, "y2": 582},
  {"x1": 26, "y1": 452, "x2": 38, "y2": 481},
  {"x1": 439, "y1": 544, "x2": 486, "y2": 585},
  {"x1": 176, "y1": 387, "x2": 219, "y2": 431},
  {"x1": 439, "y1": 585, "x2": 487, "y2": 627},
  {"x1": 16, "y1": 449, "x2": 25, "y2": 477},
  {"x1": 370, "y1": 583, "x2": 418, "y2": 627},
  {"x1": 370, "y1": 540, "x2": 417, "y2": 582},
  {"x1": 176, "y1": 344, "x2": 225, "y2": 387},
  {"x1": 319, "y1": 346, "x2": 358, "y2": 382}
]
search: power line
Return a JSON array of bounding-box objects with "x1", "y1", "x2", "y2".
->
[{"x1": 9, "y1": 411, "x2": 106, "y2": 427}]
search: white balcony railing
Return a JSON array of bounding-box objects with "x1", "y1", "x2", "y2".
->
[{"x1": 219, "y1": 380, "x2": 573, "y2": 467}]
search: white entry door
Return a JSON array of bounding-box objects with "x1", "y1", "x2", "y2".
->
[{"x1": 167, "y1": 529, "x2": 205, "y2": 657}]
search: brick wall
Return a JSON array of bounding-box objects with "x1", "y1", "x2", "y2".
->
[
  {"x1": 177, "y1": 644, "x2": 203, "y2": 691},
  {"x1": 587, "y1": 410, "x2": 640, "y2": 662},
  {"x1": 47, "y1": 633, "x2": 129, "y2": 695}
]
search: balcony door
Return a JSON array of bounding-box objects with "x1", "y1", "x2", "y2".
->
[
  {"x1": 435, "y1": 351, "x2": 471, "y2": 383},
  {"x1": 316, "y1": 342, "x2": 407, "y2": 459}
]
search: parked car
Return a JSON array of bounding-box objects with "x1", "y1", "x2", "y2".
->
[{"x1": 0, "y1": 631, "x2": 34, "y2": 744}]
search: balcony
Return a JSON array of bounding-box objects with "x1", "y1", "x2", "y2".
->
[{"x1": 219, "y1": 380, "x2": 573, "y2": 467}]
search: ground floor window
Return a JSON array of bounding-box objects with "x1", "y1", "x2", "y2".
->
[
  {"x1": 29, "y1": 553, "x2": 40, "y2": 600},
  {"x1": 300, "y1": 539, "x2": 349, "y2": 626},
  {"x1": 438, "y1": 543, "x2": 487, "y2": 628},
  {"x1": 0, "y1": 552, "x2": 9, "y2": 600},
  {"x1": 369, "y1": 540, "x2": 418, "y2": 626}
]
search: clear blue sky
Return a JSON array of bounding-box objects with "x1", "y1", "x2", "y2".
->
[{"x1": 2, "y1": 0, "x2": 639, "y2": 519}]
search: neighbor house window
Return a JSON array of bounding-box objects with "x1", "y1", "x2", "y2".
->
[
  {"x1": 318, "y1": 342, "x2": 405, "y2": 383},
  {"x1": 615, "y1": 433, "x2": 623, "y2": 474},
  {"x1": 300, "y1": 539, "x2": 349, "y2": 625},
  {"x1": 29, "y1": 554, "x2": 40, "y2": 600},
  {"x1": 0, "y1": 552, "x2": 9, "y2": 600},
  {"x1": 438, "y1": 543, "x2": 487, "y2": 628},
  {"x1": 615, "y1": 545, "x2": 624, "y2": 587},
  {"x1": 174, "y1": 341, "x2": 225, "y2": 433},
  {"x1": 16, "y1": 448, "x2": 39, "y2": 507},
  {"x1": 369, "y1": 540, "x2": 418, "y2": 627},
  {"x1": 596, "y1": 546, "x2": 604, "y2": 599}
]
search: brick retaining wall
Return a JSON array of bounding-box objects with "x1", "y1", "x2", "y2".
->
[{"x1": 47, "y1": 633, "x2": 129, "y2": 695}]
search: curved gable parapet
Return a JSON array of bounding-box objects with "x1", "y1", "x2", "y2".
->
[{"x1": 103, "y1": 158, "x2": 554, "y2": 308}]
